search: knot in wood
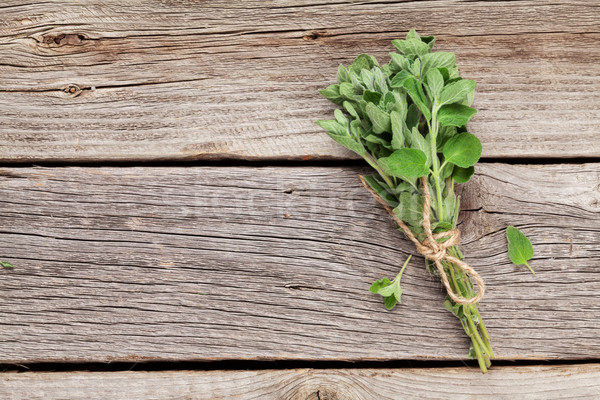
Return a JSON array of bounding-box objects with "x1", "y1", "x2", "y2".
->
[
  {"x1": 63, "y1": 84, "x2": 82, "y2": 97},
  {"x1": 43, "y1": 33, "x2": 86, "y2": 46}
]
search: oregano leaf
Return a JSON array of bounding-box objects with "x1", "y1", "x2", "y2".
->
[
  {"x1": 452, "y1": 166, "x2": 475, "y2": 183},
  {"x1": 506, "y1": 226, "x2": 535, "y2": 274},
  {"x1": 437, "y1": 104, "x2": 477, "y2": 127},
  {"x1": 442, "y1": 132, "x2": 482, "y2": 168},
  {"x1": 380, "y1": 148, "x2": 429, "y2": 178},
  {"x1": 439, "y1": 79, "x2": 476, "y2": 105},
  {"x1": 365, "y1": 102, "x2": 391, "y2": 133}
]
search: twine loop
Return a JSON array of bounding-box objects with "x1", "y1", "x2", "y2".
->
[{"x1": 359, "y1": 176, "x2": 485, "y2": 305}]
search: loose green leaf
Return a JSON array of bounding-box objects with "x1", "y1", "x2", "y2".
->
[
  {"x1": 369, "y1": 255, "x2": 412, "y2": 310},
  {"x1": 380, "y1": 148, "x2": 429, "y2": 178},
  {"x1": 506, "y1": 226, "x2": 535, "y2": 274},
  {"x1": 442, "y1": 132, "x2": 482, "y2": 168},
  {"x1": 439, "y1": 79, "x2": 476, "y2": 105},
  {"x1": 452, "y1": 166, "x2": 475, "y2": 183},
  {"x1": 437, "y1": 104, "x2": 477, "y2": 127},
  {"x1": 365, "y1": 102, "x2": 391, "y2": 134}
]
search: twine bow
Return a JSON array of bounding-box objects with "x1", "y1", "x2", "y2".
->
[{"x1": 360, "y1": 175, "x2": 484, "y2": 305}]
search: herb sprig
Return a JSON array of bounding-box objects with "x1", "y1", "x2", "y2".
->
[{"x1": 317, "y1": 30, "x2": 494, "y2": 372}]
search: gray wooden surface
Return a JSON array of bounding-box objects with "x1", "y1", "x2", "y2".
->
[
  {"x1": 1, "y1": 164, "x2": 598, "y2": 363},
  {"x1": 2, "y1": 365, "x2": 600, "y2": 400},
  {"x1": 0, "y1": 1, "x2": 599, "y2": 162}
]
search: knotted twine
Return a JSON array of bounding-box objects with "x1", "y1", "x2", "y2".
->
[{"x1": 359, "y1": 175, "x2": 484, "y2": 305}]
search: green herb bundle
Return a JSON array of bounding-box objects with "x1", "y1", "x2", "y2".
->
[{"x1": 316, "y1": 30, "x2": 494, "y2": 372}]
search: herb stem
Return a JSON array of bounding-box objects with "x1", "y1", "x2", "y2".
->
[
  {"x1": 429, "y1": 104, "x2": 445, "y2": 222},
  {"x1": 524, "y1": 261, "x2": 535, "y2": 275},
  {"x1": 364, "y1": 152, "x2": 395, "y2": 189},
  {"x1": 395, "y1": 255, "x2": 412, "y2": 282}
]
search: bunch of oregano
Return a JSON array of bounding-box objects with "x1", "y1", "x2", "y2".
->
[{"x1": 316, "y1": 30, "x2": 495, "y2": 372}]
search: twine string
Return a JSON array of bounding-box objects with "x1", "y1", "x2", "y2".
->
[{"x1": 359, "y1": 175, "x2": 484, "y2": 305}]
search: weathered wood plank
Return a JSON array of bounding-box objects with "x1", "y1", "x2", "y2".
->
[
  {"x1": 2, "y1": 365, "x2": 600, "y2": 400},
  {"x1": 0, "y1": 1, "x2": 598, "y2": 161},
  {"x1": 0, "y1": 164, "x2": 599, "y2": 362}
]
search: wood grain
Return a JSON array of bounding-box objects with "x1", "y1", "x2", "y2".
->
[
  {"x1": 2, "y1": 365, "x2": 600, "y2": 400},
  {"x1": 0, "y1": 164, "x2": 599, "y2": 363},
  {"x1": 0, "y1": 1, "x2": 599, "y2": 162}
]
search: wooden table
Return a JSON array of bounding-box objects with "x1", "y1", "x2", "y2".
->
[{"x1": 1, "y1": 1, "x2": 599, "y2": 398}]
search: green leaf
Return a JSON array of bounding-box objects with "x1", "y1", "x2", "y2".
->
[
  {"x1": 409, "y1": 127, "x2": 432, "y2": 167},
  {"x1": 440, "y1": 160, "x2": 454, "y2": 179},
  {"x1": 390, "y1": 70, "x2": 412, "y2": 89},
  {"x1": 405, "y1": 104, "x2": 420, "y2": 129},
  {"x1": 439, "y1": 79, "x2": 476, "y2": 105},
  {"x1": 361, "y1": 175, "x2": 398, "y2": 208},
  {"x1": 350, "y1": 119, "x2": 366, "y2": 139},
  {"x1": 369, "y1": 277, "x2": 392, "y2": 294},
  {"x1": 421, "y1": 52, "x2": 456, "y2": 75},
  {"x1": 452, "y1": 166, "x2": 475, "y2": 183},
  {"x1": 315, "y1": 120, "x2": 366, "y2": 156},
  {"x1": 406, "y1": 28, "x2": 421, "y2": 41},
  {"x1": 315, "y1": 119, "x2": 346, "y2": 136},
  {"x1": 384, "y1": 296, "x2": 398, "y2": 310},
  {"x1": 351, "y1": 54, "x2": 377, "y2": 74},
  {"x1": 437, "y1": 104, "x2": 477, "y2": 127},
  {"x1": 365, "y1": 102, "x2": 391, "y2": 134},
  {"x1": 443, "y1": 296, "x2": 463, "y2": 318},
  {"x1": 404, "y1": 77, "x2": 431, "y2": 121},
  {"x1": 391, "y1": 90, "x2": 408, "y2": 119},
  {"x1": 334, "y1": 109, "x2": 349, "y2": 125},
  {"x1": 337, "y1": 65, "x2": 350, "y2": 83},
  {"x1": 394, "y1": 192, "x2": 424, "y2": 224},
  {"x1": 369, "y1": 277, "x2": 399, "y2": 310},
  {"x1": 409, "y1": 58, "x2": 422, "y2": 78},
  {"x1": 506, "y1": 226, "x2": 535, "y2": 274},
  {"x1": 319, "y1": 84, "x2": 343, "y2": 105},
  {"x1": 372, "y1": 68, "x2": 389, "y2": 93},
  {"x1": 343, "y1": 101, "x2": 359, "y2": 119},
  {"x1": 380, "y1": 148, "x2": 429, "y2": 178},
  {"x1": 389, "y1": 52, "x2": 410, "y2": 71},
  {"x1": 339, "y1": 82, "x2": 357, "y2": 99},
  {"x1": 369, "y1": 255, "x2": 411, "y2": 310},
  {"x1": 390, "y1": 111, "x2": 404, "y2": 150},
  {"x1": 363, "y1": 90, "x2": 382, "y2": 105},
  {"x1": 392, "y1": 38, "x2": 430, "y2": 57},
  {"x1": 425, "y1": 68, "x2": 444, "y2": 100},
  {"x1": 1, "y1": 261, "x2": 14, "y2": 269},
  {"x1": 442, "y1": 132, "x2": 482, "y2": 168}
]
